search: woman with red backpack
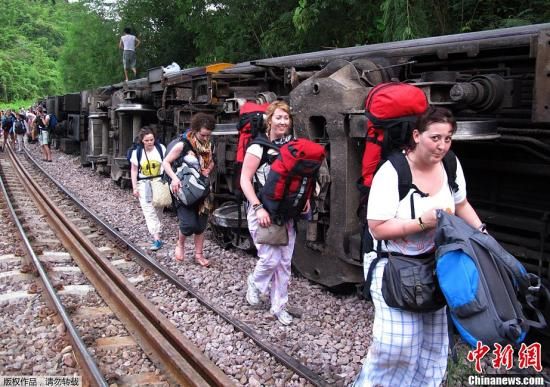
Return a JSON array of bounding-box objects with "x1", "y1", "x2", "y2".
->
[
  {"x1": 354, "y1": 107, "x2": 485, "y2": 386},
  {"x1": 240, "y1": 100, "x2": 309, "y2": 325}
]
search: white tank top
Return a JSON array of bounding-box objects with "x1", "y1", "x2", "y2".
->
[{"x1": 121, "y1": 34, "x2": 136, "y2": 51}]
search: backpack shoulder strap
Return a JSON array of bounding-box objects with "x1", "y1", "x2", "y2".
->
[
  {"x1": 154, "y1": 141, "x2": 164, "y2": 159},
  {"x1": 387, "y1": 151, "x2": 412, "y2": 201},
  {"x1": 136, "y1": 145, "x2": 144, "y2": 172},
  {"x1": 442, "y1": 150, "x2": 459, "y2": 193},
  {"x1": 363, "y1": 256, "x2": 382, "y2": 301},
  {"x1": 249, "y1": 134, "x2": 280, "y2": 165},
  {"x1": 388, "y1": 150, "x2": 459, "y2": 203},
  {"x1": 387, "y1": 150, "x2": 431, "y2": 218}
]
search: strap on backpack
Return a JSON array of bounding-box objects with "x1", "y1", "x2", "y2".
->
[
  {"x1": 363, "y1": 256, "x2": 382, "y2": 301},
  {"x1": 473, "y1": 232, "x2": 548, "y2": 330},
  {"x1": 442, "y1": 150, "x2": 459, "y2": 193},
  {"x1": 386, "y1": 152, "x2": 420, "y2": 202},
  {"x1": 387, "y1": 150, "x2": 459, "y2": 202},
  {"x1": 365, "y1": 136, "x2": 383, "y2": 146},
  {"x1": 506, "y1": 269, "x2": 548, "y2": 330}
]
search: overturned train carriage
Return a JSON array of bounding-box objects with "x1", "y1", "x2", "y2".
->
[{"x1": 50, "y1": 24, "x2": 550, "y2": 295}]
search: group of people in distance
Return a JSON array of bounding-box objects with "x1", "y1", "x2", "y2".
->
[
  {"x1": 0, "y1": 106, "x2": 53, "y2": 162},
  {"x1": 129, "y1": 98, "x2": 485, "y2": 385}
]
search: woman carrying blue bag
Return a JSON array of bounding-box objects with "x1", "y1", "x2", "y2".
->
[{"x1": 354, "y1": 107, "x2": 485, "y2": 387}]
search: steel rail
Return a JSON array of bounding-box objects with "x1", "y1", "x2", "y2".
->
[
  {"x1": 13, "y1": 149, "x2": 234, "y2": 386},
  {"x1": 0, "y1": 146, "x2": 108, "y2": 387},
  {"x1": 24, "y1": 151, "x2": 329, "y2": 386}
]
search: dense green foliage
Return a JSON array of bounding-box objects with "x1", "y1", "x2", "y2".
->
[
  {"x1": 0, "y1": 0, "x2": 67, "y2": 101},
  {"x1": 59, "y1": 1, "x2": 121, "y2": 91},
  {"x1": 1, "y1": 0, "x2": 548, "y2": 102}
]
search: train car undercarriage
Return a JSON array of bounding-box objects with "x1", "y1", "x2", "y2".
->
[{"x1": 45, "y1": 24, "x2": 549, "y2": 295}]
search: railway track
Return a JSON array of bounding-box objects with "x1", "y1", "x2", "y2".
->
[
  {"x1": 1, "y1": 145, "x2": 330, "y2": 386},
  {"x1": 0, "y1": 145, "x2": 234, "y2": 386}
]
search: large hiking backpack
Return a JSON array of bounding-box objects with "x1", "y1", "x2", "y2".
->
[
  {"x1": 14, "y1": 120, "x2": 26, "y2": 135},
  {"x1": 2, "y1": 115, "x2": 13, "y2": 130},
  {"x1": 435, "y1": 210, "x2": 548, "y2": 348},
  {"x1": 126, "y1": 140, "x2": 165, "y2": 179},
  {"x1": 357, "y1": 83, "x2": 430, "y2": 257},
  {"x1": 358, "y1": 82, "x2": 428, "y2": 192},
  {"x1": 260, "y1": 138, "x2": 326, "y2": 221},
  {"x1": 236, "y1": 102, "x2": 270, "y2": 164},
  {"x1": 48, "y1": 114, "x2": 58, "y2": 131},
  {"x1": 234, "y1": 101, "x2": 270, "y2": 193}
]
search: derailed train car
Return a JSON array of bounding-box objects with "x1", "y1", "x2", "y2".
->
[{"x1": 49, "y1": 24, "x2": 550, "y2": 297}]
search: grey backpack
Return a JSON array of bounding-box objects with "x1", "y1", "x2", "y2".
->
[{"x1": 174, "y1": 163, "x2": 210, "y2": 207}]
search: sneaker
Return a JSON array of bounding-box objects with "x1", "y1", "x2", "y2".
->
[
  {"x1": 246, "y1": 274, "x2": 260, "y2": 306},
  {"x1": 150, "y1": 240, "x2": 163, "y2": 251},
  {"x1": 274, "y1": 309, "x2": 293, "y2": 325}
]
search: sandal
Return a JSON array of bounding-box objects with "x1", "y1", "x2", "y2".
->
[
  {"x1": 194, "y1": 253, "x2": 210, "y2": 268},
  {"x1": 174, "y1": 241, "x2": 184, "y2": 262}
]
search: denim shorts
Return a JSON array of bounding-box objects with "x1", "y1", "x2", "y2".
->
[
  {"x1": 39, "y1": 130, "x2": 50, "y2": 145},
  {"x1": 123, "y1": 50, "x2": 136, "y2": 69}
]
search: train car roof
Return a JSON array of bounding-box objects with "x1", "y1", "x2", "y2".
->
[
  {"x1": 86, "y1": 23, "x2": 550, "y2": 89},
  {"x1": 221, "y1": 23, "x2": 550, "y2": 73}
]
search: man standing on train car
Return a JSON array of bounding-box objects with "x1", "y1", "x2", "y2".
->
[{"x1": 119, "y1": 27, "x2": 141, "y2": 82}]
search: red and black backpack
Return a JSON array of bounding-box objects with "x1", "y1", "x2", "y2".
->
[
  {"x1": 357, "y1": 82, "x2": 458, "y2": 257},
  {"x1": 234, "y1": 101, "x2": 270, "y2": 188},
  {"x1": 260, "y1": 138, "x2": 326, "y2": 222},
  {"x1": 358, "y1": 82, "x2": 429, "y2": 193}
]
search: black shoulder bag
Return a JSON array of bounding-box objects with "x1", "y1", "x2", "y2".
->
[{"x1": 363, "y1": 187, "x2": 445, "y2": 312}]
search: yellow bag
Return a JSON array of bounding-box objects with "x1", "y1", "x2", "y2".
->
[{"x1": 151, "y1": 178, "x2": 172, "y2": 208}]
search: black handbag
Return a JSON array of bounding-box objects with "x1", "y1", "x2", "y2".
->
[{"x1": 364, "y1": 253, "x2": 445, "y2": 312}]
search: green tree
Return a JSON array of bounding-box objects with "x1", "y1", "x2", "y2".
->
[
  {"x1": 114, "y1": 0, "x2": 197, "y2": 73},
  {"x1": 59, "y1": 1, "x2": 120, "y2": 90},
  {"x1": 0, "y1": 0, "x2": 67, "y2": 102},
  {"x1": 175, "y1": 0, "x2": 299, "y2": 64},
  {"x1": 292, "y1": 0, "x2": 384, "y2": 49}
]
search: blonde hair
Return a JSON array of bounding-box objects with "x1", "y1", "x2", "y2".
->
[{"x1": 265, "y1": 100, "x2": 292, "y2": 135}]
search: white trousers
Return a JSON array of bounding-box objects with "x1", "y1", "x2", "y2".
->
[
  {"x1": 247, "y1": 205, "x2": 296, "y2": 315},
  {"x1": 138, "y1": 180, "x2": 162, "y2": 238},
  {"x1": 354, "y1": 253, "x2": 448, "y2": 387},
  {"x1": 16, "y1": 134, "x2": 25, "y2": 151}
]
